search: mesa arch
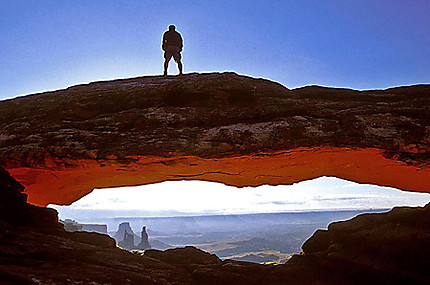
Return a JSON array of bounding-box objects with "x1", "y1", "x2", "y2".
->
[
  {"x1": 7, "y1": 147, "x2": 430, "y2": 207},
  {"x1": 1, "y1": 73, "x2": 429, "y2": 206}
]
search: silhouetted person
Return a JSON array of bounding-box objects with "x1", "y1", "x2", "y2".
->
[{"x1": 162, "y1": 25, "x2": 183, "y2": 76}]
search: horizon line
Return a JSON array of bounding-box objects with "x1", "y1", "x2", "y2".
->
[{"x1": 51, "y1": 207, "x2": 394, "y2": 221}]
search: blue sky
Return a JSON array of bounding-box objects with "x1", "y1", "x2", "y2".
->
[{"x1": 1, "y1": 0, "x2": 429, "y2": 99}]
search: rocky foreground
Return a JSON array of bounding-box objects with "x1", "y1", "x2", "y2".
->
[
  {"x1": 1, "y1": 166, "x2": 429, "y2": 284},
  {"x1": 0, "y1": 73, "x2": 429, "y2": 205},
  {"x1": 0, "y1": 166, "x2": 272, "y2": 285}
]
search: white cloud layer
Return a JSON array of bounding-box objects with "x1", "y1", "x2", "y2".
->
[{"x1": 50, "y1": 176, "x2": 430, "y2": 219}]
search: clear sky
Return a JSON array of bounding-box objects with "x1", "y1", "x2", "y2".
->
[
  {"x1": 49, "y1": 177, "x2": 430, "y2": 220},
  {"x1": 1, "y1": 0, "x2": 429, "y2": 99}
]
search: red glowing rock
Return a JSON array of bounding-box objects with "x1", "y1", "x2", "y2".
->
[{"x1": 0, "y1": 73, "x2": 429, "y2": 206}]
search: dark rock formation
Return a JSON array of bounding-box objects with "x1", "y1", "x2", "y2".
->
[
  {"x1": 113, "y1": 222, "x2": 139, "y2": 244},
  {"x1": 145, "y1": 246, "x2": 222, "y2": 266},
  {"x1": 143, "y1": 247, "x2": 275, "y2": 285},
  {"x1": 266, "y1": 204, "x2": 430, "y2": 284},
  {"x1": 0, "y1": 73, "x2": 429, "y2": 205},
  {"x1": 1, "y1": 164, "x2": 430, "y2": 283},
  {"x1": 118, "y1": 230, "x2": 135, "y2": 250},
  {"x1": 0, "y1": 166, "x2": 62, "y2": 233},
  {"x1": 136, "y1": 226, "x2": 151, "y2": 250},
  {"x1": 0, "y1": 166, "x2": 274, "y2": 284}
]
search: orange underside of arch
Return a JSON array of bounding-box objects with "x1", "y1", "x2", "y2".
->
[{"x1": 6, "y1": 147, "x2": 430, "y2": 207}]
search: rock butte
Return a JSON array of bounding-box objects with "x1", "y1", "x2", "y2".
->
[{"x1": 0, "y1": 72, "x2": 429, "y2": 206}]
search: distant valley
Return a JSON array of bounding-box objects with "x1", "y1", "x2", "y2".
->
[{"x1": 63, "y1": 209, "x2": 389, "y2": 263}]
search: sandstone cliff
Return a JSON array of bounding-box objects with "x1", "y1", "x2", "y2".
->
[
  {"x1": 0, "y1": 73, "x2": 429, "y2": 205},
  {"x1": 1, "y1": 73, "x2": 430, "y2": 284}
]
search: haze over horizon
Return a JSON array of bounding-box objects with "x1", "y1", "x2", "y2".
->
[
  {"x1": 49, "y1": 177, "x2": 430, "y2": 221},
  {"x1": 1, "y1": 0, "x2": 429, "y2": 100}
]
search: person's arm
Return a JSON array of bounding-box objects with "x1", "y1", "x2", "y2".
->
[
  {"x1": 161, "y1": 33, "x2": 166, "y2": 51},
  {"x1": 179, "y1": 34, "x2": 183, "y2": 52}
]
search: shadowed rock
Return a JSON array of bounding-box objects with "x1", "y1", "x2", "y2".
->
[
  {"x1": 0, "y1": 73, "x2": 429, "y2": 206},
  {"x1": 0, "y1": 166, "x2": 271, "y2": 284},
  {"x1": 145, "y1": 246, "x2": 222, "y2": 266},
  {"x1": 1, "y1": 161, "x2": 430, "y2": 283},
  {"x1": 266, "y1": 204, "x2": 430, "y2": 284}
]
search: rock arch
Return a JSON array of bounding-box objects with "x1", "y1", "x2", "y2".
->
[{"x1": 1, "y1": 73, "x2": 429, "y2": 206}]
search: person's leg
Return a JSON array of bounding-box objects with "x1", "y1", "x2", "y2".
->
[
  {"x1": 173, "y1": 51, "x2": 183, "y2": 75},
  {"x1": 164, "y1": 51, "x2": 173, "y2": 76},
  {"x1": 177, "y1": 59, "x2": 183, "y2": 75},
  {"x1": 163, "y1": 58, "x2": 169, "y2": 76}
]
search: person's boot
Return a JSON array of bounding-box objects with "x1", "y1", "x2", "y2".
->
[{"x1": 163, "y1": 70, "x2": 167, "y2": 76}]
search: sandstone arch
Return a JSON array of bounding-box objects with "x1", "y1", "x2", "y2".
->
[{"x1": 1, "y1": 73, "x2": 429, "y2": 206}]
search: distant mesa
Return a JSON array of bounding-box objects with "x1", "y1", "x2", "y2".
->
[
  {"x1": 62, "y1": 219, "x2": 155, "y2": 251},
  {"x1": 61, "y1": 219, "x2": 107, "y2": 234},
  {"x1": 61, "y1": 219, "x2": 82, "y2": 232},
  {"x1": 113, "y1": 222, "x2": 138, "y2": 247},
  {"x1": 118, "y1": 230, "x2": 135, "y2": 250},
  {"x1": 114, "y1": 222, "x2": 152, "y2": 250}
]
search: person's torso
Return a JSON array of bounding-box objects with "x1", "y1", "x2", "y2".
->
[{"x1": 164, "y1": 31, "x2": 182, "y2": 48}]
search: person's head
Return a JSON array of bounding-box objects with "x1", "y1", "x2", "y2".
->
[{"x1": 168, "y1": 25, "x2": 176, "y2": 31}]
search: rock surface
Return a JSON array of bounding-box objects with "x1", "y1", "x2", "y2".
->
[
  {"x1": 137, "y1": 226, "x2": 151, "y2": 250},
  {"x1": 2, "y1": 73, "x2": 430, "y2": 284},
  {"x1": 1, "y1": 167, "x2": 429, "y2": 284},
  {"x1": 0, "y1": 166, "x2": 61, "y2": 233},
  {"x1": 266, "y1": 204, "x2": 430, "y2": 284},
  {"x1": 0, "y1": 73, "x2": 429, "y2": 205},
  {"x1": 114, "y1": 222, "x2": 139, "y2": 245},
  {"x1": 118, "y1": 230, "x2": 136, "y2": 250},
  {"x1": 145, "y1": 246, "x2": 222, "y2": 266},
  {"x1": 0, "y1": 166, "x2": 274, "y2": 284}
]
